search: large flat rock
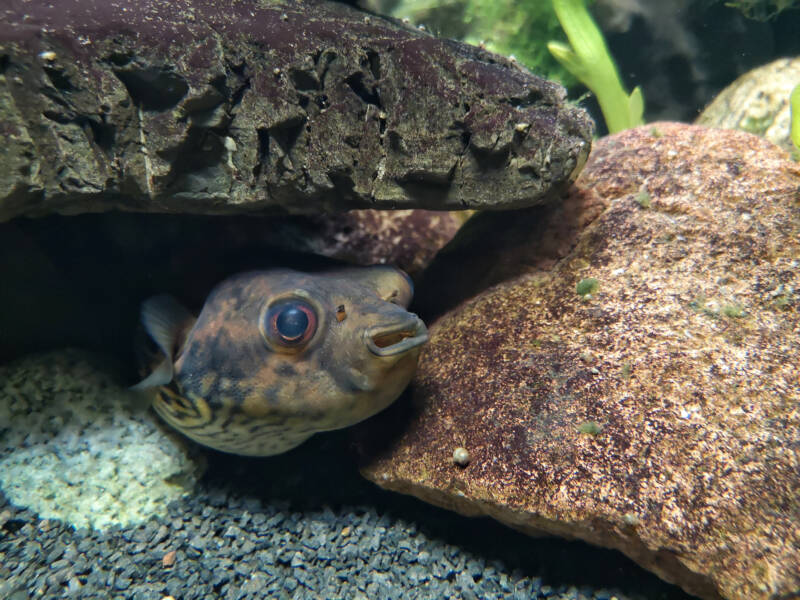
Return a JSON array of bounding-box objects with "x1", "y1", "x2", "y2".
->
[
  {"x1": 0, "y1": 0, "x2": 592, "y2": 221},
  {"x1": 358, "y1": 123, "x2": 800, "y2": 600}
]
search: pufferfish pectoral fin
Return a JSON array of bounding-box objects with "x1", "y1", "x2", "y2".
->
[
  {"x1": 130, "y1": 359, "x2": 173, "y2": 390},
  {"x1": 130, "y1": 294, "x2": 194, "y2": 390}
]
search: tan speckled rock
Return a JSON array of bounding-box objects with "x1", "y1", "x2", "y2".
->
[
  {"x1": 359, "y1": 123, "x2": 800, "y2": 600},
  {"x1": 696, "y1": 57, "x2": 800, "y2": 153}
]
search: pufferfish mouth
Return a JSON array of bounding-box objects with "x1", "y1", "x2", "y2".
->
[{"x1": 365, "y1": 317, "x2": 429, "y2": 357}]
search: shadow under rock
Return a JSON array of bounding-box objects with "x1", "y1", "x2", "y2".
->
[
  {"x1": 412, "y1": 187, "x2": 601, "y2": 324},
  {"x1": 0, "y1": 212, "x2": 352, "y2": 368}
]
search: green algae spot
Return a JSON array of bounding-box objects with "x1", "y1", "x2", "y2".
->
[
  {"x1": 577, "y1": 421, "x2": 603, "y2": 435},
  {"x1": 576, "y1": 277, "x2": 599, "y2": 297},
  {"x1": 740, "y1": 114, "x2": 773, "y2": 136},
  {"x1": 721, "y1": 303, "x2": 746, "y2": 318},
  {"x1": 635, "y1": 190, "x2": 651, "y2": 209},
  {"x1": 621, "y1": 361, "x2": 632, "y2": 381},
  {"x1": 691, "y1": 295, "x2": 747, "y2": 319},
  {"x1": 690, "y1": 294, "x2": 719, "y2": 318},
  {"x1": 572, "y1": 258, "x2": 591, "y2": 271},
  {"x1": 774, "y1": 293, "x2": 792, "y2": 309}
]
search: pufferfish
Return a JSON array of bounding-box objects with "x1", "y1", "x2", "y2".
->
[{"x1": 133, "y1": 265, "x2": 428, "y2": 456}]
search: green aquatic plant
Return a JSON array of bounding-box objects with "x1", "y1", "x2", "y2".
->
[
  {"x1": 548, "y1": 0, "x2": 644, "y2": 133},
  {"x1": 790, "y1": 83, "x2": 800, "y2": 160},
  {"x1": 388, "y1": 0, "x2": 575, "y2": 85},
  {"x1": 462, "y1": 0, "x2": 575, "y2": 84}
]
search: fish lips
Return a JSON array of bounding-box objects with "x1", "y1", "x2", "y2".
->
[{"x1": 365, "y1": 316, "x2": 429, "y2": 357}]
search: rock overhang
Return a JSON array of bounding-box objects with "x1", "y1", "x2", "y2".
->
[{"x1": 0, "y1": 0, "x2": 593, "y2": 221}]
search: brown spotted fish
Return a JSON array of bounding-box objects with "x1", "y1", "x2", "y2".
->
[{"x1": 133, "y1": 266, "x2": 428, "y2": 456}]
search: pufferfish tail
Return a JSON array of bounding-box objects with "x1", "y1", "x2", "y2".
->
[{"x1": 131, "y1": 294, "x2": 196, "y2": 391}]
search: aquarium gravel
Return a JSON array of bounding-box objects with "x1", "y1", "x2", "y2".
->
[
  {"x1": 0, "y1": 351, "x2": 202, "y2": 530},
  {"x1": 0, "y1": 434, "x2": 693, "y2": 600}
]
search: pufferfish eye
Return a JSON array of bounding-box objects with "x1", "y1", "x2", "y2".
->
[{"x1": 263, "y1": 299, "x2": 317, "y2": 348}]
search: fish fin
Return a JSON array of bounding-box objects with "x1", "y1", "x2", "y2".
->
[
  {"x1": 140, "y1": 294, "x2": 194, "y2": 359},
  {"x1": 132, "y1": 294, "x2": 194, "y2": 390},
  {"x1": 130, "y1": 359, "x2": 174, "y2": 391}
]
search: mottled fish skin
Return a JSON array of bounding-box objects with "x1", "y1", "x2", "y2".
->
[{"x1": 140, "y1": 266, "x2": 428, "y2": 456}]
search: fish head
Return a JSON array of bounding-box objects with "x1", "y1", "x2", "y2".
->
[{"x1": 173, "y1": 266, "x2": 427, "y2": 436}]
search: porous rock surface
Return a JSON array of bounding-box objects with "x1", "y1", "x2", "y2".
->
[
  {"x1": 358, "y1": 123, "x2": 800, "y2": 600},
  {"x1": 0, "y1": 0, "x2": 592, "y2": 221},
  {"x1": 249, "y1": 208, "x2": 466, "y2": 277},
  {"x1": 696, "y1": 57, "x2": 800, "y2": 154},
  {"x1": 0, "y1": 350, "x2": 204, "y2": 530}
]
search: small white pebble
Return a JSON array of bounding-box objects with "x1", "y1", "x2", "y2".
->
[
  {"x1": 452, "y1": 447, "x2": 470, "y2": 467},
  {"x1": 38, "y1": 51, "x2": 57, "y2": 61}
]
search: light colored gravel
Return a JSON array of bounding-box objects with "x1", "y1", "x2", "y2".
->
[{"x1": 0, "y1": 350, "x2": 204, "y2": 530}]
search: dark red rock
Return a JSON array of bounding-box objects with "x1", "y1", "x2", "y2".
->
[{"x1": 358, "y1": 123, "x2": 800, "y2": 600}]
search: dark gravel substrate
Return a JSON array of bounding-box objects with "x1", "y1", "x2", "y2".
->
[{"x1": 0, "y1": 430, "x2": 695, "y2": 600}]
